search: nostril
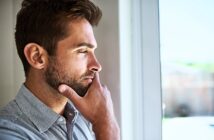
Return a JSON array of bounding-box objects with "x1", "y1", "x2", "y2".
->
[
  {"x1": 90, "y1": 63, "x2": 102, "y2": 72},
  {"x1": 91, "y1": 68, "x2": 99, "y2": 72}
]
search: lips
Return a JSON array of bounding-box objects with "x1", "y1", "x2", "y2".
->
[
  {"x1": 83, "y1": 75, "x2": 94, "y2": 80},
  {"x1": 80, "y1": 72, "x2": 95, "y2": 82},
  {"x1": 81, "y1": 76, "x2": 93, "y2": 84},
  {"x1": 81, "y1": 73, "x2": 95, "y2": 81}
]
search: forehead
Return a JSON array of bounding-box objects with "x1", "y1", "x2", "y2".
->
[{"x1": 57, "y1": 18, "x2": 97, "y2": 49}]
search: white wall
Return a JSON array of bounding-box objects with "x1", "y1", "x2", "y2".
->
[{"x1": 0, "y1": 0, "x2": 24, "y2": 108}]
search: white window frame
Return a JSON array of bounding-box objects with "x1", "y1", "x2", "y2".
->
[{"x1": 119, "y1": 0, "x2": 162, "y2": 139}]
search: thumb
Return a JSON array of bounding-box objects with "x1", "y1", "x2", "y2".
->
[{"x1": 58, "y1": 84, "x2": 82, "y2": 106}]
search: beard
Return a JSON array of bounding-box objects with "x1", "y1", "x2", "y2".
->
[{"x1": 44, "y1": 57, "x2": 92, "y2": 97}]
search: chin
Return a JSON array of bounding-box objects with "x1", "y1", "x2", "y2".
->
[
  {"x1": 82, "y1": 79, "x2": 93, "y2": 85},
  {"x1": 71, "y1": 83, "x2": 90, "y2": 97}
]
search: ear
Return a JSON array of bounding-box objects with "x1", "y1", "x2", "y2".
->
[{"x1": 24, "y1": 43, "x2": 48, "y2": 70}]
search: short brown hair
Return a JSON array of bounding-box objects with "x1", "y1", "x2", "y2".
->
[{"x1": 15, "y1": 0, "x2": 102, "y2": 76}]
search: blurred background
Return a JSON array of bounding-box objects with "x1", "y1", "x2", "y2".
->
[
  {"x1": 160, "y1": 0, "x2": 214, "y2": 118},
  {"x1": 160, "y1": 0, "x2": 214, "y2": 140}
]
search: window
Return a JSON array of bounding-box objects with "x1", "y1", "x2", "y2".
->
[{"x1": 160, "y1": 0, "x2": 214, "y2": 140}]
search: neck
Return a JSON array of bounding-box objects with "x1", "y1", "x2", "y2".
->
[{"x1": 25, "y1": 71, "x2": 68, "y2": 115}]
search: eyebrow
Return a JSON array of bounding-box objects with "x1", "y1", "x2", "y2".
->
[{"x1": 76, "y1": 42, "x2": 96, "y2": 49}]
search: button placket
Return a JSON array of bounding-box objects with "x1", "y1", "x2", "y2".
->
[{"x1": 64, "y1": 104, "x2": 78, "y2": 140}]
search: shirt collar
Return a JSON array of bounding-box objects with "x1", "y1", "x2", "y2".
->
[{"x1": 15, "y1": 84, "x2": 77, "y2": 133}]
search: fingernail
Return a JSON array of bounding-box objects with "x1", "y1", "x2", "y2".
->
[{"x1": 58, "y1": 85, "x2": 66, "y2": 93}]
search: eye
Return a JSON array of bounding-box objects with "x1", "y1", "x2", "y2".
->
[{"x1": 77, "y1": 49, "x2": 88, "y2": 53}]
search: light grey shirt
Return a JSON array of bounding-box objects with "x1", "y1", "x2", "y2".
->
[{"x1": 0, "y1": 85, "x2": 95, "y2": 140}]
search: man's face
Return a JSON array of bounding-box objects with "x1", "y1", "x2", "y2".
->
[{"x1": 44, "y1": 19, "x2": 102, "y2": 97}]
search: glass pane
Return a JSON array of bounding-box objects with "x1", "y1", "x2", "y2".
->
[{"x1": 159, "y1": 0, "x2": 214, "y2": 140}]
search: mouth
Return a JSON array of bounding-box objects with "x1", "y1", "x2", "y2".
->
[
  {"x1": 81, "y1": 75, "x2": 95, "y2": 83},
  {"x1": 84, "y1": 75, "x2": 94, "y2": 79}
]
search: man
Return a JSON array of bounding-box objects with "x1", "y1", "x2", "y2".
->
[{"x1": 0, "y1": 0, "x2": 120, "y2": 140}]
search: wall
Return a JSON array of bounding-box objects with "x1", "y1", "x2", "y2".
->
[
  {"x1": 0, "y1": 0, "x2": 24, "y2": 108},
  {"x1": 93, "y1": 0, "x2": 121, "y2": 126}
]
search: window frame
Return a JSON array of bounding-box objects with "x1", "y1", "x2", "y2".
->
[{"x1": 119, "y1": 0, "x2": 162, "y2": 139}]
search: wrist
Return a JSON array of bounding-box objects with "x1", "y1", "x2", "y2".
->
[{"x1": 92, "y1": 116, "x2": 120, "y2": 140}]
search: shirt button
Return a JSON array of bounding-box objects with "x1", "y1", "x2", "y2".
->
[
  {"x1": 68, "y1": 112, "x2": 73, "y2": 116},
  {"x1": 58, "y1": 117, "x2": 64, "y2": 122}
]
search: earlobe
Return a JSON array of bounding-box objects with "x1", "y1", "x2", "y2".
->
[{"x1": 24, "y1": 43, "x2": 48, "y2": 70}]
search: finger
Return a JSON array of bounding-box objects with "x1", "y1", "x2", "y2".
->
[
  {"x1": 92, "y1": 72, "x2": 101, "y2": 86},
  {"x1": 58, "y1": 84, "x2": 82, "y2": 106}
]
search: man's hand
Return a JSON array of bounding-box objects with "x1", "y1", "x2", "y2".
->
[{"x1": 58, "y1": 73, "x2": 120, "y2": 140}]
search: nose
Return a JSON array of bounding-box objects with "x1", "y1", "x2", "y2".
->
[{"x1": 88, "y1": 54, "x2": 102, "y2": 73}]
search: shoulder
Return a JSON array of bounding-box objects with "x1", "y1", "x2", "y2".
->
[
  {"x1": 0, "y1": 117, "x2": 44, "y2": 140},
  {"x1": 0, "y1": 119, "x2": 28, "y2": 140},
  {"x1": 0, "y1": 101, "x2": 27, "y2": 139},
  {"x1": 0, "y1": 100, "x2": 22, "y2": 122},
  {"x1": 0, "y1": 101, "x2": 40, "y2": 140}
]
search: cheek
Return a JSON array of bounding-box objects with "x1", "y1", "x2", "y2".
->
[{"x1": 61, "y1": 57, "x2": 88, "y2": 75}]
